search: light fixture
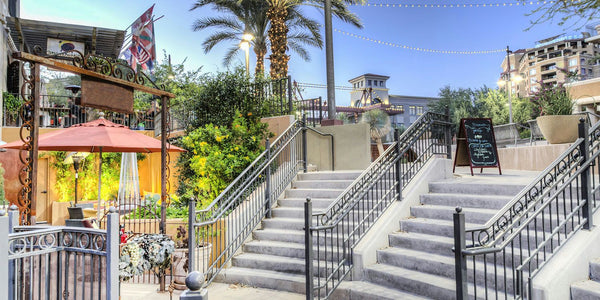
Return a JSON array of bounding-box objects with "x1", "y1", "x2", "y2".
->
[{"x1": 65, "y1": 152, "x2": 90, "y2": 204}]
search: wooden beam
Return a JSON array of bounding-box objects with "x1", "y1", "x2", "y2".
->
[{"x1": 12, "y1": 52, "x2": 175, "y2": 98}]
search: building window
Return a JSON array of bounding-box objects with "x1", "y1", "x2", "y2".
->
[
  {"x1": 367, "y1": 80, "x2": 372, "y2": 86},
  {"x1": 530, "y1": 77, "x2": 536, "y2": 84},
  {"x1": 569, "y1": 58, "x2": 578, "y2": 66},
  {"x1": 582, "y1": 68, "x2": 587, "y2": 75},
  {"x1": 409, "y1": 106, "x2": 416, "y2": 115},
  {"x1": 380, "y1": 81, "x2": 384, "y2": 86},
  {"x1": 416, "y1": 106, "x2": 424, "y2": 115},
  {"x1": 531, "y1": 86, "x2": 538, "y2": 93},
  {"x1": 529, "y1": 69, "x2": 536, "y2": 75},
  {"x1": 373, "y1": 81, "x2": 377, "y2": 86}
]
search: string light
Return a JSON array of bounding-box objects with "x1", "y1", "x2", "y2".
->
[
  {"x1": 297, "y1": 82, "x2": 354, "y2": 90},
  {"x1": 353, "y1": 1, "x2": 559, "y2": 9},
  {"x1": 334, "y1": 29, "x2": 505, "y2": 54}
]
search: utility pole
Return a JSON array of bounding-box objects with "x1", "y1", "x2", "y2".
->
[{"x1": 506, "y1": 46, "x2": 513, "y2": 124}]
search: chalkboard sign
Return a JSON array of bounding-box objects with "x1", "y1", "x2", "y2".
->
[{"x1": 453, "y1": 118, "x2": 502, "y2": 176}]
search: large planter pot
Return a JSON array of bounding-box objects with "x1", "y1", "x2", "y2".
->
[
  {"x1": 172, "y1": 248, "x2": 189, "y2": 287},
  {"x1": 171, "y1": 244, "x2": 213, "y2": 290},
  {"x1": 536, "y1": 115, "x2": 582, "y2": 144}
]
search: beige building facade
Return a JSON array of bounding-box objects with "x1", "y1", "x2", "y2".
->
[{"x1": 500, "y1": 33, "x2": 600, "y2": 98}]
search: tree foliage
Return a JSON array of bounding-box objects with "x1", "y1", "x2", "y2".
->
[{"x1": 524, "y1": 0, "x2": 600, "y2": 28}]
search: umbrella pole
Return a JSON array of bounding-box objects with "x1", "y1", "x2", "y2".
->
[{"x1": 97, "y1": 147, "x2": 103, "y2": 219}]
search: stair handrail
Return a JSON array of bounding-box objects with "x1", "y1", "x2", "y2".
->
[
  {"x1": 454, "y1": 119, "x2": 600, "y2": 299},
  {"x1": 189, "y1": 118, "x2": 308, "y2": 287},
  {"x1": 464, "y1": 139, "x2": 584, "y2": 248},
  {"x1": 305, "y1": 110, "x2": 453, "y2": 299},
  {"x1": 195, "y1": 119, "x2": 304, "y2": 222}
]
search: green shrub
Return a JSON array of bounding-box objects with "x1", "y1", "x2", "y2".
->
[{"x1": 177, "y1": 112, "x2": 270, "y2": 209}]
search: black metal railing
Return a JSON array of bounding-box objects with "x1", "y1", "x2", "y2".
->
[
  {"x1": 296, "y1": 97, "x2": 324, "y2": 127},
  {"x1": 164, "y1": 76, "x2": 294, "y2": 135},
  {"x1": 2, "y1": 206, "x2": 120, "y2": 300},
  {"x1": 3, "y1": 93, "x2": 155, "y2": 130},
  {"x1": 187, "y1": 117, "x2": 316, "y2": 286},
  {"x1": 304, "y1": 111, "x2": 453, "y2": 299},
  {"x1": 454, "y1": 118, "x2": 600, "y2": 299}
]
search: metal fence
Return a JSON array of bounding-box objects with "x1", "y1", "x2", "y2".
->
[
  {"x1": 1, "y1": 205, "x2": 119, "y2": 300},
  {"x1": 295, "y1": 97, "x2": 324, "y2": 127},
  {"x1": 454, "y1": 119, "x2": 600, "y2": 299},
  {"x1": 304, "y1": 111, "x2": 453, "y2": 299},
  {"x1": 3, "y1": 93, "x2": 155, "y2": 130},
  {"x1": 163, "y1": 76, "x2": 293, "y2": 135},
  {"x1": 188, "y1": 118, "x2": 309, "y2": 286}
]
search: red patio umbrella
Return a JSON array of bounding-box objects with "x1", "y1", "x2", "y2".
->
[
  {"x1": 1, "y1": 118, "x2": 185, "y2": 216},
  {"x1": 1, "y1": 118, "x2": 185, "y2": 153}
]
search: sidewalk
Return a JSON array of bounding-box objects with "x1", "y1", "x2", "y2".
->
[{"x1": 121, "y1": 282, "x2": 305, "y2": 300}]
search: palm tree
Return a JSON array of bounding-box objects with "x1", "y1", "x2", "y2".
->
[
  {"x1": 360, "y1": 109, "x2": 391, "y2": 158},
  {"x1": 266, "y1": 0, "x2": 363, "y2": 79},
  {"x1": 190, "y1": 0, "x2": 322, "y2": 76}
]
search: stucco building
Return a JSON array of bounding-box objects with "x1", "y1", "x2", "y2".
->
[{"x1": 346, "y1": 73, "x2": 439, "y2": 129}]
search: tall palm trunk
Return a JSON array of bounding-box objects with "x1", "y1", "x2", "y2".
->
[
  {"x1": 255, "y1": 46, "x2": 266, "y2": 76},
  {"x1": 267, "y1": 5, "x2": 289, "y2": 79}
]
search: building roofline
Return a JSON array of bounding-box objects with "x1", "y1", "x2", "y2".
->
[
  {"x1": 389, "y1": 94, "x2": 440, "y2": 100},
  {"x1": 348, "y1": 73, "x2": 391, "y2": 83}
]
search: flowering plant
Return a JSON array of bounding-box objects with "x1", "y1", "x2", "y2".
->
[
  {"x1": 119, "y1": 234, "x2": 175, "y2": 281},
  {"x1": 530, "y1": 81, "x2": 573, "y2": 117}
]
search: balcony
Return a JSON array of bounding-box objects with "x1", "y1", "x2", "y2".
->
[{"x1": 3, "y1": 93, "x2": 155, "y2": 130}]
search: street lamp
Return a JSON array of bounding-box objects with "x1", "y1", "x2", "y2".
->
[
  {"x1": 498, "y1": 46, "x2": 524, "y2": 124},
  {"x1": 65, "y1": 152, "x2": 89, "y2": 204},
  {"x1": 240, "y1": 33, "x2": 254, "y2": 77},
  {"x1": 498, "y1": 74, "x2": 523, "y2": 124}
]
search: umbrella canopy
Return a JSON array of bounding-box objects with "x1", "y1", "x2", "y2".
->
[{"x1": 1, "y1": 118, "x2": 185, "y2": 153}]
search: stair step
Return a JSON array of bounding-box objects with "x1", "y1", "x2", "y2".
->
[
  {"x1": 400, "y1": 218, "x2": 480, "y2": 237},
  {"x1": 389, "y1": 232, "x2": 455, "y2": 257},
  {"x1": 410, "y1": 205, "x2": 497, "y2": 224},
  {"x1": 428, "y1": 181, "x2": 526, "y2": 196},
  {"x1": 336, "y1": 280, "x2": 428, "y2": 300},
  {"x1": 292, "y1": 180, "x2": 354, "y2": 189},
  {"x1": 365, "y1": 263, "x2": 505, "y2": 299},
  {"x1": 271, "y1": 207, "x2": 305, "y2": 218},
  {"x1": 285, "y1": 188, "x2": 345, "y2": 199},
  {"x1": 278, "y1": 198, "x2": 334, "y2": 209},
  {"x1": 420, "y1": 193, "x2": 513, "y2": 210},
  {"x1": 571, "y1": 280, "x2": 600, "y2": 299},
  {"x1": 215, "y1": 267, "x2": 307, "y2": 294},
  {"x1": 262, "y1": 218, "x2": 304, "y2": 230},
  {"x1": 243, "y1": 240, "x2": 305, "y2": 259},
  {"x1": 253, "y1": 228, "x2": 345, "y2": 245},
  {"x1": 297, "y1": 171, "x2": 362, "y2": 181},
  {"x1": 377, "y1": 247, "x2": 516, "y2": 293}
]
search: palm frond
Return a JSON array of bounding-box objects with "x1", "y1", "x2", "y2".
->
[
  {"x1": 202, "y1": 32, "x2": 240, "y2": 53},
  {"x1": 287, "y1": 40, "x2": 311, "y2": 61},
  {"x1": 192, "y1": 16, "x2": 243, "y2": 32},
  {"x1": 222, "y1": 46, "x2": 243, "y2": 67}
]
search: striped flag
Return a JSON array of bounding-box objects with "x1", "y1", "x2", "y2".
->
[{"x1": 123, "y1": 5, "x2": 156, "y2": 73}]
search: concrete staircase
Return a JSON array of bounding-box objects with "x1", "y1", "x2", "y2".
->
[
  {"x1": 571, "y1": 258, "x2": 600, "y2": 299},
  {"x1": 215, "y1": 170, "x2": 362, "y2": 293},
  {"x1": 339, "y1": 173, "x2": 537, "y2": 300}
]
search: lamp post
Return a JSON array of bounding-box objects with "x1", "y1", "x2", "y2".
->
[
  {"x1": 240, "y1": 33, "x2": 254, "y2": 77},
  {"x1": 65, "y1": 152, "x2": 88, "y2": 204},
  {"x1": 498, "y1": 46, "x2": 523, "y2": 124}
]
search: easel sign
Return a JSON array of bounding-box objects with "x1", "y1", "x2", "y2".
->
[{"x1": 453, "y1": 118, "x2": 502, "y2": 176}]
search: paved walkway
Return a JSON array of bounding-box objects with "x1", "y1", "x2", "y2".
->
[{"x1": 121, "y1": 282, "x2": 304, "y2": 300}]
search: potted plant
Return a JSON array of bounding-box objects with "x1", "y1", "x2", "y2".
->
[
  {"x1": 171, "y1": 225, "x2": 189, "y2": 289},
  {"x1": 530, "y1": 81, "x2": 580, "y2": 144},
  {"x1": 119, "y1": 234, "x2": 174, "y2": 282}
]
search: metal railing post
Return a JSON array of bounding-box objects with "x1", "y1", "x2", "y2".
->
[
  {"x1": 0, "y1": 209, "x2": 8, "y2": 300},
  {"x1": 7, "y1": 205, "x2": 17, "y2": 299},
  {"x1": 453, "y1": 207, "x2": 467, "y2": 300},
  {"x1": 579, "y1": 119, "x2": 593, "y2": 229},
  {"x1": 188, "y1": 198, "x2": 197, "y2": 272},
  {"x1": 265, "y1": 139, "x2": 272, "y2": 218},
  {"x1": 395, "y1": 129, "x2": 402, "y2": 201},
  {"x1": 304, "y1": 197, "x2": 314, "y2": 299},
  {"x1": 302, "y1": 114, "x2": 308, "y2": 173},
  {"x1": 445, "y1": 106, "x2": 452, "y2": 159},
  {"x1": 106, "y1": 207, "x2": 119, "y2": 300},
  {"x1": 288, "y1": 75, "x2": 293, "y2": 114}
]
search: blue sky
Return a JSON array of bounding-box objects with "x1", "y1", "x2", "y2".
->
[{"x1": 20, "y1": 0, "x2": 584, "y2": 105}]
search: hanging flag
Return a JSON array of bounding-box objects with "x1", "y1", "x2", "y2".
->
[{"x1": 122, "y1": 4, "x2": 156, "y2": 73}]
